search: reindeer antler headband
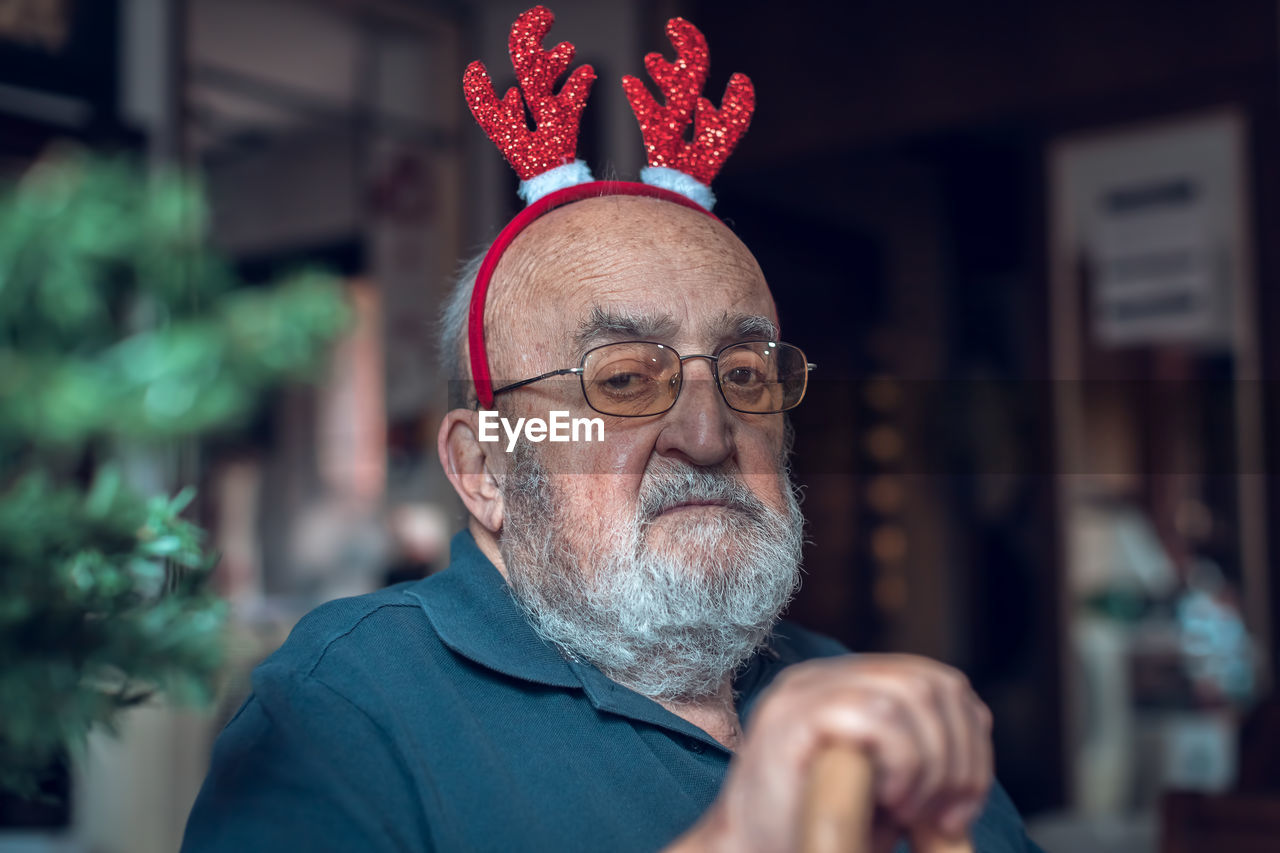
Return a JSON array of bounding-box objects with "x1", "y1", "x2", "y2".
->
[{"x1": 462, "y1": 5, "x2": 755, "y2": 408}]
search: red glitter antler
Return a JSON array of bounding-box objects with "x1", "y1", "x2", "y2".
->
[
  {"x1": 622, "y1": 18, "x2": 755, "y2": 186},
  {"x1": 463, "y1": 6, "x2": 596, "y2": 181}
]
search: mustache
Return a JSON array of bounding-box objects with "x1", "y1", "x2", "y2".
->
[{"x1": 637, "y1": 459, "x2": 770, "y2": 522}]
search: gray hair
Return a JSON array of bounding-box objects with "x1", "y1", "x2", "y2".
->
[{"x1": 438, "y1": 249, "x2": 487, "y2": 409}]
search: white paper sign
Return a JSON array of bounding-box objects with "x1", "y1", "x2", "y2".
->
[{"x1": 1090, "y1": 178, "x2": 1227, "y2": 346}]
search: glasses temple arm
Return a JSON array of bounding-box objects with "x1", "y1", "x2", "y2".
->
[{"x1": 489, "y1": 367, "x2": 584, "y2": 398}]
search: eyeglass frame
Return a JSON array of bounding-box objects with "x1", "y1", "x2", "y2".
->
[{"x1": 484, "y1": 339, "x2": 817, "y2": 417}]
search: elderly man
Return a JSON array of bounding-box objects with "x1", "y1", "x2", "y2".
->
[
  {"x1": 182, "y1": 204, "x2": 1038, "y2": 852},
  {"x1": 183, "y1": 9, "x2": 1041, "y2": 853}
]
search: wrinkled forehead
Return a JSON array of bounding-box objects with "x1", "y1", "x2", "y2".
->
[{"x1": 485, "y1": 197, "x2": 777, "y2": 360}]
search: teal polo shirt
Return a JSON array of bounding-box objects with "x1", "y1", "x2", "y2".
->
[{"x1": 182, "y1": 531, "x2": 1040, "y2": 852}]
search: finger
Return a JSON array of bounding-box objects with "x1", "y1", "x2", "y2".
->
[
  {"x1": 857, "y1": 689, "x2": 930, "y2": 816},
  {"x1": 751, "y1": 657, "x2": 987, "y2": 837},
  {"x1": 940, "y1": 698, "x2": 994, "y2": 836},
  {"x1": 840, "y1": 673, "x2": 951, "y2": 826},
  {"x1": 918, "y1": 671, "x2": 976, "y2": 829},
  {"x1": 732, "y1": 682, "x2": 919, "y2": 853},
  {"x1": 728, "y1": 676, "x2": 885, "y2": 850},
  {"x1": 770, "y1": 684, "x2": 927, "y2": 816},
  {"x1": 775, "y1": 661, "x2": 953, "y2": 823}
]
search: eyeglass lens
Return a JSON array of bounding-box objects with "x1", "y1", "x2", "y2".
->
[{"x1": 581, "y1": 341, "x2": 808, "y2": 416}]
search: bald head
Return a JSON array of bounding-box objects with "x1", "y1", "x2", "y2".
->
[{"x1": 472, "y1": 196, "x2": 777, "y2": 395}]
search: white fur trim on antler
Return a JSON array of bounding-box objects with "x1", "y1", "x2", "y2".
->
[
  {"x1": 639, "y1": 166, "x2": 716, "y2": 211},
  {"x1": 518, "y1": 159, "x2": 595, "y2": 205}
]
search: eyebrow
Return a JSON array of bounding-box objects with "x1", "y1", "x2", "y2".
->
[
  {"x1": 574, "y1": 307, "x2": 680, "y2": 354},
  {"x1": 571, "y1": 307, "x2": 780, "y2": 357},
  {"x1": 721, "y1": 312, "x2": 779, "y2": 341}
]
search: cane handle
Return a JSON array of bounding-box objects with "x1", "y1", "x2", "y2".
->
[{"x1": 799, "y1": 743, "x2": 974, "y2": 853}]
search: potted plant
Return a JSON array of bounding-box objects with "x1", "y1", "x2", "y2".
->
[{"x1": 0, "y1": 152, "x2": 348, "y2": 814}]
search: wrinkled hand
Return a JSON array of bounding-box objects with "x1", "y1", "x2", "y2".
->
[{"x1": 674, "y1": 654, "x2": 993, "y2": 853}]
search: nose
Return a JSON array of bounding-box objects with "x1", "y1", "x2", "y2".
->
[{"x1": 653, "y1": 356, "x2": 734, "y2": 467}]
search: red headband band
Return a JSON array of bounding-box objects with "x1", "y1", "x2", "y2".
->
[{"x1": 467, "y1": 181, "x2": 719, "y2": 409}]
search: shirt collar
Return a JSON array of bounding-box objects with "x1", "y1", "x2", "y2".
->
[
  {"x1": 404, "y1": 529, "x2": 580, "y2": 689},
  {"x1": 405, "y1": 529, "x2": 796, "y2": 748}
]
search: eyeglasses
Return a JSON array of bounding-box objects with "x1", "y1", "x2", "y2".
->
[{"x1": 490, "y1": 340, "x2": 815, "y2": 417}]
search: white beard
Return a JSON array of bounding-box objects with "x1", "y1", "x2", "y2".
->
[{"x1": 498, "y1": 446, "x2": 805, "y2": 702}]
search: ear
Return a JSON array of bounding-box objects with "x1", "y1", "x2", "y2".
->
[{"x1": 438, "y1": 408, "x2": 504, "y2": 533}]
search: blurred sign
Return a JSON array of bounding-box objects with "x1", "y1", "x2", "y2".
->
[
  {"x1": 1054, "y1": 112, "x2": 1246, "y2": 350},
  {"x1": 1091, "y1": 177, "x2": 1227, "y2": 346}
]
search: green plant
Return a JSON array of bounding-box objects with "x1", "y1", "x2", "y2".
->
[{"x1": 0, "y1": 152, "x2": 349, "y2": 797}]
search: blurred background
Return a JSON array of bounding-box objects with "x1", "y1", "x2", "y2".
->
[{"x1": 2, "y1": 1, "x2": 1279, "y2": 851}]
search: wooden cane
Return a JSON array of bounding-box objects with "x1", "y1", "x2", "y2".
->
[{"x1": 799, "y1": 743, "x2": 975, "y2": 853}]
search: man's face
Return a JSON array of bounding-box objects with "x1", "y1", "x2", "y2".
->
[
  {"x1": 482, "y1": 196, "x2": 803, "y2": 699},
  {"x1": 484, "y1": 195, "x2": 792, "y2": 539}
]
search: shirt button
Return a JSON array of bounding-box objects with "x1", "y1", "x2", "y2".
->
[{"x1": 687, "y1": 738, "x2": 706, "y2": 754}]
